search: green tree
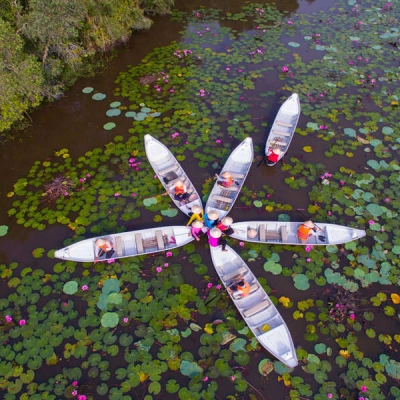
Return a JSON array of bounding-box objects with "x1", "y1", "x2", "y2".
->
[
  {"x1": 0, "y1": 18, "x2": 43, "y2": 132},
  {"x1": 82, "y1": 0, "x2": 152, "y2": 51},
  {"x1": 20, "y1": 0, "x2": 86, "y2": 86}
]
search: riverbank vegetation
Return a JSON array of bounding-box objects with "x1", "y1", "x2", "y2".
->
[{"x1": 0, "y1": 0, "x2": 174, "y2": 135}]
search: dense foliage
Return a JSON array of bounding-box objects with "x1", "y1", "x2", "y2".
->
[{"x1": 0, "y1": 0, "x2": 174, "y2": 134}]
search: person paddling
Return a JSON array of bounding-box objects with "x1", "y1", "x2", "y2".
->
[
  {"x1": 170, "y1": 180, "x2": 190, "y2": 203},
  {"x1": 266, "y1": 147, "x2": 281, "y2": 164},
  {"x1": 94, "y1": 238, "x2": 115, "y2": 262},
  {"x1": 207, "y1": 227, "x2": 228, "y2": 252},
  {"x1": 216, "y1": 216, "x2": 237, "y2": 236},
  {"x1": 215, "y1": 171, "x2": 239, "y2": 188},
  {"x1": 186, "y1": 205, "x2": 204, "y2": 226},
  {"x1": 204, "y1": 210, "x2": 219, "y2": 229},
  {"x1": 297, "y1": 220, "x2": 319, "y2": 244},
  {"x1": 190, "y1": 220, "x2": 205, "y2": 241},
  {"x1": 228, "y1": 279, "x2": 250, "y2": 298}
]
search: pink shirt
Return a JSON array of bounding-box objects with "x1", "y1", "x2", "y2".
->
[
  {"x1": 191, "y1": 226, "x2": 203, "y2": 240},
  {"x1": 207, "y1": 231, "x2": 220, "y2": 247}
]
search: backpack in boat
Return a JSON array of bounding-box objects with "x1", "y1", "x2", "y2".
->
[{"x1": 163, "y1": 171, "x2": 179, "y2": 184}]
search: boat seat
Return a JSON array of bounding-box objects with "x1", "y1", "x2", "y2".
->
[
  {"x1": 265, "y1": 231, "x2": 281, "y2": 240},
  {"x1": 281, "y1": 226, "x2": 288, "y2": 241},
  {"x1": 159, "y1": 164, "x2": 179, "y2": 175},
  {"x1": 259, "y1": 224, "x2": 266, "y2": 241},
  {"x1": 243, "y1": 298, "x2": 271, "y2": 318},
  {"x1": 222, "y1": 185, "x2": 239, "y2": 192},
  {"x1": 135, "y1": 233, "x2": 144, "y2": 253},
  {"x1": 212, "y1": 195, "x2": 233, "y2": 203},
  {"x1": 155, "y1": 230, "x2": 165, "y2": 250},
  {"x1": 222, "y1": 266, "x2": 248, "y2": 282},
  {"x1": 272, "y1": 130, "x2": 291, "y2": 137},
  {"x1": 228, "y1": 172, "x2": 245, "y2": 179},
  {"x1": 114, "y1": 236, "x2": 125, "y2": 257},
  {"x1": 276, "y1": 120, "x2": 293, "y2": 128},
  {"x1": 232, "y1": 283, "x2": 259, "y2": 300}
]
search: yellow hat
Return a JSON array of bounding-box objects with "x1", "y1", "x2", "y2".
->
[
  {"x1": 192, "y1": 220, "x2": 204, "y2": 228},
  {"x1": 207, "y1": 210, "x2": 219, "y2": 220},
  {"x1": 209, "y1": 228, "x2": 222, "y2": 238},
  {"x1": 304, "y1": 220, "x2": 314, "y2": 228},
  {"x1": 191, "y1": 205, "x2": 203, "y2": 214},
  {"x1": 221, "y1": 217, "x2": 233, "y2": 226},
  {"x1": 221, "y1": 172, "x2": 232, "y2": 179}
]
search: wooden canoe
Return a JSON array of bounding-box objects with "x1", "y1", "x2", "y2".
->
[
  {"x1": 144, "y1": 134, "x2": 203, "y2": 216},
  {"x1": 264, "y1": 93, "x2": 300, "y2": 166},
  {"x1": 229, "y1": 221, "x2": 366, "y2": 245},
  {"x1": 205, "y1": 137, "x2": 253, "y2": 220},
  {"x1": 54, "y1": 226, "x2": 194, "y2": 262},
  {"x1": 209, "y1": 245, "x2": 298, "y2": 368}
]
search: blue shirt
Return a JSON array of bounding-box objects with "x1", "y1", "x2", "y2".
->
[{"x1": 204, "y1": 214, "x2": 218, "y2": 229}]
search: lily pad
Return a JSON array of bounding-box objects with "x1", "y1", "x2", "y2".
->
[
  {"x1": 0, "y1": 225, "x2": 9, "y2": 236},
  {"x1": 63, "y1": 281, "x2": 78, "y2": 295},
  {"x1": 101, "y1": 312, "x2": 119, "y2": 328},
  {"x1": 103, "y1": 122, "x2": 116, "y2": 130},
  {"x1": 82, "y1": 87, "x2": 94, "y2": 93},
  {"x1": 180, "y1": 360, "x2": 203, "y2": 378},
  {"x1": 288, "y1": 42, "x2": 300, "y2": 47},
  {"x1": 293, "y1": 274, "x2": 310, "y2": 290},
  {"x1": 92, "y1": 93, "x2": 106, "y2": 101},
  {"x1": 143, "y1": 197, "x2": 158, "y2": 206},
  {"x1": 110, "y1": 101, "x2": 121, "y2": 108},
  {"x1": 106, "y1": 109, "x2": 121, "y2": 117},
  {"x1": 161, "y1": 208, "x2": 178, "y2": 217}
]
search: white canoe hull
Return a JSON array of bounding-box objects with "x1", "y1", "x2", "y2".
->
[
  {"x1": 209, "y1": 245, "x2": 298, "y2": 368},
  {"x1": 144, "y1": 134, "x2": 203, "y2": 216},
  {"x1": 230, "y1": 221, "x2": 366, "y2": 245},
  {"x1": 264, "y1": 93, "x2": 300, "y2": 166},
  {"x1": 205, "y1": 137, "x2": 253, "y2": 220},
  {"x1": 54, "y1": 226, "x2": 194, "y2": 262}
]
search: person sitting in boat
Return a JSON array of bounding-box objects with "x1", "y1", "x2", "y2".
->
[
  {"x1": 228, "y1": 279, "x2": 250, "y2": 298},
  {"x1": 297, "y1": 220, "x2": 319, "y2": 244},
  {"x1": 216, "y1": 216, "x2": 237, "y2": 236},
  {"x1": 190, "y1": 220, "x2": 205, "y2": 241},
  {"x1": 186, "y1": 205, "x2": 204, "y2": 226},
  {"x1": 207, "y1": 227, "x2": 227, "y2": 252},
  {"x1": 170, "y1": 180, "x2": 190, "y2": 203},
  {"x1": 94, "y1": 238, "x2": 115, "y2": 261},
  {"x1": 215, "y1": 171, "x2": 239, "y2": 188},
  {"x1": 203, "y1": 210, "x2": 219, "y2": 229},
  {"x1": 266, "y1": 147, "x2": 281, "y2": 164}
]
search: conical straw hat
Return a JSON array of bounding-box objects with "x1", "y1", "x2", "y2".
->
[
  {"x1": 192, "y1": 205, "x2": 203, "y2": 214},
  {"x1": 221, "y1": 172, "x2": 232, "y2": 179},
  {"x1": 192, "y1": 220, "x2": 204, "y2": 228},
  {"x1": 207, "y1": 210, "x2": 219, "y2": 220},
  {"x1": 221, "y1": 217, "x2": 233, "y2": 226},
  {"x1": 175, "y1": 180, "x2": 184, "y2": 187},
  {"x1": 304, "y1": 220, "x2": 314, "y2": 228},
  {"x1": 95, "y1": 238, "x2": 108, "y2": 247},
  {"x1": 209, "y1": 228, "x2": 222, "y2": 238}
]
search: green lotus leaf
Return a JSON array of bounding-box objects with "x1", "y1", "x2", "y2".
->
[
  {"x1": 263, "y1": 260, "x2": 282, "y2": 275},
  {"x1": 101, "y1": 312, "x2": 119, "y2": 328},
  {"x1": 343, "y1": 128, "x2": 356, "y2": 137},
  {"x1": 253, "y1": 200, "x2": 263, "y2": 208},
  {"x1": 161, "y1": 208, "x2": 178, "y2": 217},
  {"x1": 106, "y1": 109, "x2": 121, "y2": 117},
  {"x1": 97, "y1": 383, "x2": 109, "y2": 396},
  {"x1": 288, "y1": 42, "x2": 300, "y2": 47},
  {"x1": 143, "y1": 197, "x2": 158, "y2": 206},
  {"x1": 125, "y1": 111, "x2": 137, "y2": 117},
  {"x1": 180, "y1": 360, "x2": 203, "y2": 378},
  {"x1": 326, "y1": 245, "x2": 338, "y2": 253},
  {"x1": 103, "y1": 122, "x2": 116, "y2": 130},
  {"x1": 314, "y1": 343, "x2": 327, "y2": 354},
  {"x1": 293, "y1": 274, "x2": 310, "y2": 290},
  {"x1": 315, "y1": 45, "x2": 325, "y2": 50},
  {"x1": 306, "y1": 122, "x2": 319, "y2": 131},
  {"x1": 366, "y1": 203, "x2": 383, "y2": 217},
  {"x1": 166, "y1": 379, "x2": 180, "y2": 394},
  {"x1": 110, "y1": 101, "x2": 121, "y2": 108},
  {"x1": 149, "y1": 112, "x2": 161, "y2": 117},
  {"x1": 277, "y1": 214, "x2": 290, "y2": 222},
  {"x1": 102, "y1": 278, "x2": 120, "y2": 295},
  {"x1": 134, "y1": 112, "x2": 147, "y2": 121},
  {"x1": 32, "y1": 247, "x2": 45, "y2": 258},
  {"x1": 392, "y1": 245, "x2": 400, "y2": 255},
  {"x1": 82, "y1": 87, "x2": 94, "y2": 93},
  {"x1": 63, "y1": 281, "x2": 78, "y2": 295},
  {"x1": 229, "y1": 338, "x2": 247, "y2": 353},
  {"x1": 141, "y1": 107, "x2": 151, "y2": 113},
  {"x1": 0, "y1": 225, "x2": 8, "y2": 236},
  {"x1": 273, "y1": 361, "x2": 292, "y2": 375},
  {"x1": 108, "y1": 293, "x2": 122, "y2": 304},
  {"x1": 92, "y1": 92, "x2": 106, "y2": 100}
]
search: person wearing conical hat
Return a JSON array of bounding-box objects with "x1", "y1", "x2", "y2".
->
[
  {"x1": 215, "y1": 171, "x2": 239, "y2": 188},
  {"x1": 297, "y1": 220, "x2": 317, "y2": 244},
  {"x1": 217, "y1": 216, "x2": 237, "y2": 236},
  {"x1": 190, "y1": 220, "x2": 204, "y2": 241},
  {"x1": 207, "y1": 227, "x2": 227, "y2": 252},
  {"x1": 266, "y1": 147, "x2": 281, "y2": 165},
  {"x1": 186, "y1": 204, "x2": 204, "y2": 227},
  {"x1": 170, "y1": 180, "x2": 190, "y2": 203},
  {"x1": 228, "y1": 278, "x2": 251, "y2": 298},
  {"x1": 204, "y1": 210, "x2": 219, "y2": 229},
  {"x1": 94, "y1": 237, "x2": 115, "y2": 262}
]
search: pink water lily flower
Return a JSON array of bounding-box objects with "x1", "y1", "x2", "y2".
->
[
  {"x1": 207, "y1": 283, "x2": 213, "y2": 289},
  {"x1": 166, "y1": 251, "x2": 173, "y2": 257},
  {"x1": 5, "y1": 315, "x2": 12, "y2": 322},
  {"x1": 156, "y1": 267, "x2": 163, "y2": 273},
  {"x1": 360, "y1": 385, "x2": 367, "y2": 392},
  {"x1": 78, "y1": 396, "x2": 87, "y2": 400},
  {"x1": 216, "y1": 284, "x2": 222, "y2": 290},
  {"x1": 19, "y1": 319, "x2": 26, "y2": 326},
  {"x1": 72, "y1": 381, "x2": 78, "y2": 387},
  {"x1": 368, "y1": 220, "x2": 375, "y2": 225},
  {"x1": 81, "y1": 285, "x2": 88, "y2": 291}
]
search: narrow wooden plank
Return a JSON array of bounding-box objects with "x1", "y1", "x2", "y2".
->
[
  {"x1": 155, "y1": 230, "x2": 165, "y2": 250},
  {"x1": 276, "y1": 120, "x2": 293, "y2": 127},
  {"x1": 243, "y1": 298, "x2": 271, "y2": 318},
  {"x1": 259, "y1": 224, "x2": 266, "y2": 241},
  {"x1": 281, "y1": 226, "x2": 288, "y2": 241},
  {"x1": 135, "y1": 233, "x2": 144, "y2": 254},
  {"x1": 114, "y1": 236, "x2": 125, "y2": 257},
  {"x1": 212, "y1": 195, "x2": 233, "y2": 203},
  {"x1": 159, "y1": 164, "x2": 179, "y2": 175}
]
